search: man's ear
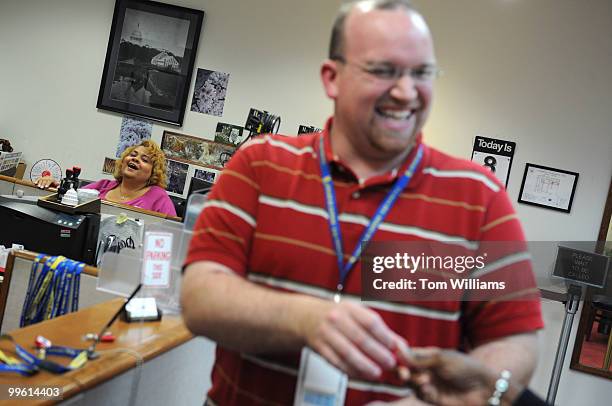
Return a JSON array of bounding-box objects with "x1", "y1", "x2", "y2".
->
[{"x1": 321, "y1": 60, "x2": 340, "y2": 100}]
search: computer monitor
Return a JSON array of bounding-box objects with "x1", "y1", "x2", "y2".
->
[
  {"x1": 0, "y1": 196, "x2": 100, "y2": 265},
  {"x1": 166, "y1": 177, "x2": 213, "y2": 220},
  {"x1": 187, "y1": 176, "x2": 214, "y2": 197},
  {"x1": 180, "y1": 177, "x2": 215, "y2": 226}
]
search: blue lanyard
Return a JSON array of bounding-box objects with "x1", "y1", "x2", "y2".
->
[
  {"x1": 318, "y1": 136, "x2": 423, "y2": 292},
  {"x1": 0, "y1": 335, "x2": 88, "y2": 374},
  {"x1": 52, "y1": 260, "x2": 71, "y2": 318},
  {"x1": 0, "y1": 363, "x2": 37, "y2": 376},
  {"x1": 19, "y1": 256, "x2": 82, "y2": 327},
  {"x1": 20, "y1": 254, "x2": 45, "y2": 328},
  {"x1": 22, "y1": 256, "x2": 54, "y2": 326},
  {"x1": 73, "y1": 262, "x2": 83, "y2": 313},
  {"x1": 59, "y1": 261, "x2": 74, "y2": 316},
  {"x1": 61, "y1": 260, "x2": 83, "y2": 315},
  {"x1": 49, "y1": 260, "x2": 66, "y2": 319}
]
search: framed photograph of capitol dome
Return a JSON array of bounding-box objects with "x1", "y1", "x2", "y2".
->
[{"x1": 96, "y1": 0, "x2": 204, "y2": 126}]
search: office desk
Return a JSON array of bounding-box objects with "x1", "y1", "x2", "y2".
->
[
  {"x1": 0, "y1": 299, "x2": 214, "y2": 405},
  {"x1": 0, "y1": 174, "x2": 181, "y2": 223}
]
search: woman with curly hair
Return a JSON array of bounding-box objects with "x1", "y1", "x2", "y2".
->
[{"x1": 35, "y1": 140, "x2": 176, "y2": 216}]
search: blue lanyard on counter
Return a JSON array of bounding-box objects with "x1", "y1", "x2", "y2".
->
[
  {"x1": 0, "y1": 346, "x2": 37, "y2": 376},
  {"x1": 318, "y1": 136, "x2": 423, "y2": 299},
  {"x1": 0, "y1": 363, "x2": 38, "y2": 376},
  {"x1": 0, "y1": 335, "x2": 89, "y2": 374}
]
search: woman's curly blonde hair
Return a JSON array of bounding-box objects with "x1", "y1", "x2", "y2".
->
[{"x1": 114, "y1": 140, "x2": 168, "y2": 189}]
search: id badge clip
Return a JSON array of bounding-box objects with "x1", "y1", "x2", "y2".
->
[{"x1": 294, "y1": 347, "x2": 347, "y2": 406}]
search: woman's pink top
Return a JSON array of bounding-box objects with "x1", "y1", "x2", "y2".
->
[{"x1": 83, "y1": 179, "x2": 177, "y2": 216}]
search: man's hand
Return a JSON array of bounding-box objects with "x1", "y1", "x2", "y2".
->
[
  {"x1": 181, "y1": 262, "x2": 408, "y2": 381},
  {"x1": 302, "y1": 300, "x2": 409, "y2": 380},
  {"x1": 410, "y1": 348, "x2": 490, "y2": 406},
  {"x1": 399, "y1": 348, "x2": 518, "y2": 406},
  {"x1": 366, "y1": 395, "x2": 433, "y2": 406},
  {"x1": 35, "y1": 176, "x2": 59, "y2": 189}
]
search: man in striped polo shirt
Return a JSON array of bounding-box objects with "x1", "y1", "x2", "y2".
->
[{"x1": 181, "y1": 0, "x2": 543, "y2": 404}]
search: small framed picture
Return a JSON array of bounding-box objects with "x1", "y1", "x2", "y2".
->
[
  {"x1": 194, "y1": 168, "x2": 218, "y2": 183},
  {"x1": 166, "y1": 159, "x2": 189, "y2": 195},
  {"x1": 518, "y1": 163, "x2": 579, "y2": 213},
  {"x1": 297, "y1": 125, "x2": 322, "y2": 135},
  {"x1": 102, "y1": 157, "x2": 117, "y2": 174},
  {"x1": 214, "y1": 122, "x2": 246, "y2": 146}
]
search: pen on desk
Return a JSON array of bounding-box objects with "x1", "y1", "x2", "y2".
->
[{"x1": 87, "y1": 283, "x2": 142, "y2": 356}]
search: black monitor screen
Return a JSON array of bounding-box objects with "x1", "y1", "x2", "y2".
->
[{"x1": 187, "y1": 177, "x2": 214, "y2": 198}]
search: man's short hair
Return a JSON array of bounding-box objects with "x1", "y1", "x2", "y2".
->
[{"x1": 329, "y1": 0, "x2": 416, "y2": 60}]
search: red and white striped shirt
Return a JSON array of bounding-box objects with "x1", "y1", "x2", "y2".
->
[{"x1": 185, "y1": 118, "x2": 543, "y2": 405}]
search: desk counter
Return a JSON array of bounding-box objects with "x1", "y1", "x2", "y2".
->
[{"x1": 0, "y1": 299, "x2": 196, "y2": 405}]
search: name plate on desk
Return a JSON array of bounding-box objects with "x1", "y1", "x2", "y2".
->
[{"x1": 553, "y1": 246, "x2": 610, "y2": 288}]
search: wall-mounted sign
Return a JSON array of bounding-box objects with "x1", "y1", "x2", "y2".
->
[
  {"x1": 553, "y1": 245, "x2": 609, "y2": 288},
  {"x1": 471, "y1": 135, "x2": 516, "y2": 188},
  {"x1": 518, "y1": 163, "x2": 579, "y2": 213}
]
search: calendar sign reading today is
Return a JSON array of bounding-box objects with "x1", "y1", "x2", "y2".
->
[
  {"x1": 141, "y1": 232, "x2": 173, "y2": 288},
  {"x1": 471, "y1": 135, "x2": 516, "y2": 188}
]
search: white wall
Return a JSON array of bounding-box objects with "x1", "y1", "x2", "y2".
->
[
  {"x1": 0, "y1": 0, "x2": 339, "y2": 191},
  {"x1": 412, "y1": 0, "x2": 612, "y2": 241},
  {"x1": 409, "y1": 1, "x2": 612, "y2": 403},
  {"x1": 1, "y1": 0, "x2": 611, "y2": 404}
]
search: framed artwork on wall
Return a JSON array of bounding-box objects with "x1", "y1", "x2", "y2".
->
[
  {"x1": 102, "y1": 157, "x2": 116, "y2": 174},
  {"x1": 166, "y1": 159, "x2": 189, "y2": 195},
  {"x1": 194, "y1": 168, "x2": 219, "y2": 183},
  {"x1": 214, "y1": 122, "x2": 246, "y2": 146},
  {"x1": 518, "y1": 163, "x2": 579, "y2": 213},
  {"x1": 161, "y1": 131, "x2": 235, "y2": 170},
  {"x1": 96, "y1": 0, "x2": 204, "y2": 126}
]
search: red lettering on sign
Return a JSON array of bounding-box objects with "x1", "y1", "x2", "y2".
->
[{"x1": 144, "y1": 251, "x2": 171, "y2": 261}]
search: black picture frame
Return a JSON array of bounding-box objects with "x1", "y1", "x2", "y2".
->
[
  {"x1": 518, "y1": 163, "x2": 579, "y2": 213},
  {"x1": 96, "y1": 0, "x2": 204, "y2": 126}
]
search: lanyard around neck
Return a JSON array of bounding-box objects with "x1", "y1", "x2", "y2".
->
[{"x1": 318, "y1": 136, "x2": 423, "y2": 298}]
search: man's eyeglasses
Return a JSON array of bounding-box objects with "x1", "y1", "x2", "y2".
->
[{"x1": 333, "y1": 57, "x2": 442, "y2": 83}]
